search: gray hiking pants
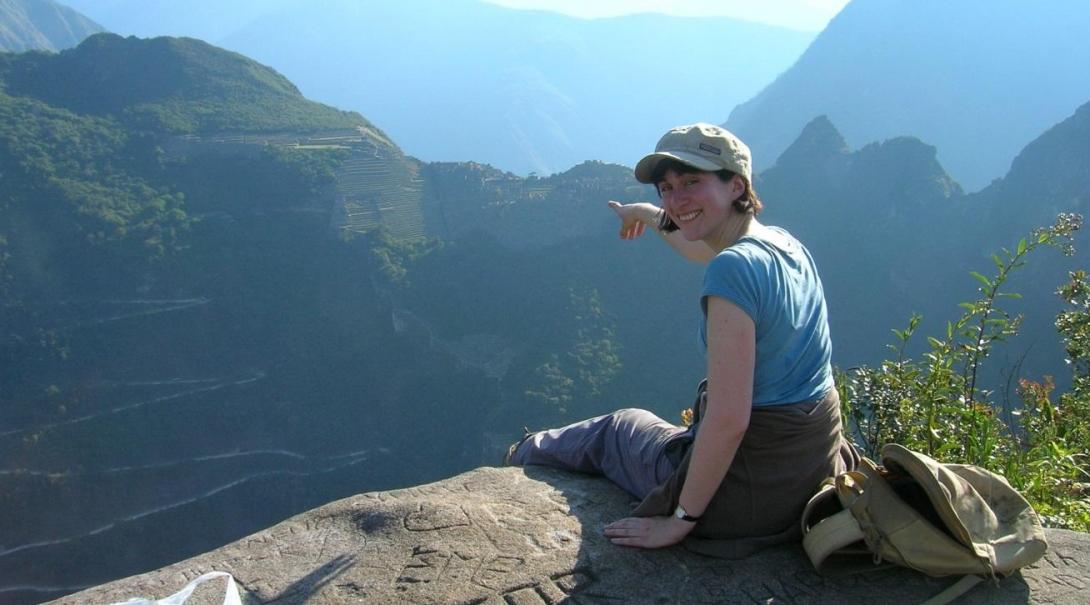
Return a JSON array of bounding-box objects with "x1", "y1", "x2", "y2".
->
[{"x1": 507, "y1": 408, "x2": 690, "y2": 499}]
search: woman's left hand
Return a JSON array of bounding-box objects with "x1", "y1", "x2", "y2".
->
[{"x1": 603, "y1": 515, "x2": 694, "y2": 549}]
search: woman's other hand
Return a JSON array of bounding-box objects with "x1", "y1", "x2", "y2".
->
[
  {"x1": 608, "y1": 201, "x2": 660, "y2": 240},
  {"x1": 603, "y1": 515, "x2": 694, "y2": 549}
]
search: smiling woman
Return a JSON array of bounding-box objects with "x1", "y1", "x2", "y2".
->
[{"x1": 506, "y1": 123, "x2": 859, "y2": 556}]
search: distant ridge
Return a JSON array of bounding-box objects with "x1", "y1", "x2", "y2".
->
[
  {"x1": 726, "y1": 0, "x2": 1090, "y2": 191},
  {"x1": 0, "y1": 0, "x2": 103, "y2": 52},
  {"x1": 57, "y1": 0, "x2": 814, "y2": 177},
  {"x1": 0, "y1": 33, "x2": 374, "y2": 135}
]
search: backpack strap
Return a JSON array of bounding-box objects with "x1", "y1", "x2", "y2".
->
[
  {"x1": 803, "y1": 507, "x2": 866, "y2": 570},
  {"x1": 919, "y1": 574, "x2": 984, "y2": 605},
  {"x1": 801, "y1": 477, "x2": 866, "y2": 571}
]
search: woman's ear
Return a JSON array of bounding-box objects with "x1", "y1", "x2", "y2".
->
[{"x1": 729, "y1": 174, "x2": 746, "y2": 199}]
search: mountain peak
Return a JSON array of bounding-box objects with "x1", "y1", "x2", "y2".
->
[
  {"x1": 998, "y1": 99, "x2": 1090, "y2": 203},
  {"x1": 725, "y1": 0, "x2": 1090, "y2": 191},
  {"x1": 769, "y1": 115, "x2": 849, "y2": 170}
]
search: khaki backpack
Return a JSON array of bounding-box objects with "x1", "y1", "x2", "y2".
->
[{"x1": 801, "y1": 443, "x2": 1048, "y2": 604}]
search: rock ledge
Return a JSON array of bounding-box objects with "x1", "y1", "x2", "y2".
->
[{"x1": 53, "y1": 466, "x2": 1090, "y2": 604}]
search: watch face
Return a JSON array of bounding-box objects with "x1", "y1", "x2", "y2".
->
[{"x1": 674, "y1": 505, "x2": 698, "y2": 522}]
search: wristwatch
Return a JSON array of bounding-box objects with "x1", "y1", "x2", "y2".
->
[{"x1": 673, "y1": 504, "x2": 702, "y2": 523}]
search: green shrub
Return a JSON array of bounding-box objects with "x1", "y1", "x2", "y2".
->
[{"x1": 838, "y1": 213, "x2": 1090, "y2": 531}]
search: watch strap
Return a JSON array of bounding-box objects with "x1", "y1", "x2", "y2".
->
[{"x1": 674, "y1": 504, "x2": 702, "y2": 523}]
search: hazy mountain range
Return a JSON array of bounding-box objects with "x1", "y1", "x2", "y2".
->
[
  {"x1": 0, "y1": 0, "x2": 101, "y2": 52},
  {"x1": 728, "y1": 0, "x2": 1090, "y2": 191},
  {"x1": 2, "y1": 3, "x2": 1090, "y2": 603},
  {"x1": 56, "y1": 0, "x2": 814, "y2": 177}
]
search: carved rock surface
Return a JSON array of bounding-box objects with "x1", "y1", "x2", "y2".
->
[{"x1": 52, "y1": 466, "x2": 1090, "y2": 604}]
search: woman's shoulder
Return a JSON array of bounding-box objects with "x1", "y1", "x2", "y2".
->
[
  {"x1": 713, "y1": 226, "x2": 789, "y2": 265},
  {"x1": 746, "y1": 224, "x2": 802, "y2": 249}
]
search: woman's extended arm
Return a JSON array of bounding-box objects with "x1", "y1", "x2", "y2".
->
[
  {"x1": 608, "y1": 201, "x2": 716, "y2": 264},
  {"x1": 604, "y1": 296, "x2": 754, "y2": 548}
]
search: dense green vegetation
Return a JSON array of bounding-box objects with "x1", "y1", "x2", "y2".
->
[
  {"x1": 0, "y1": 33, "x2": 369, "y2": 133},
  {"x1": 839, "y1": 215, "x2": 1090, "y2": 531},
  {"x1": 0, "y1": 90, "x2": 187, "y2": 282}
]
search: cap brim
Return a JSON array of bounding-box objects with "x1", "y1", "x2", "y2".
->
[{"x1": 634, "y1": 151, "x2": 723, "y2": 184}]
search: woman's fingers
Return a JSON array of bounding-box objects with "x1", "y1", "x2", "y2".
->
[
  {"x1": 604, "y1": 516, "x2": 693, "y2": 549},
  {"x1": 604, "y1": 519, "x2": 651, "y2": 547},
  {"x1": 603, "y1": 517, "x2": 647, "y2": 533}
]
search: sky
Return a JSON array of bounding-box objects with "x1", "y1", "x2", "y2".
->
[{"x1": 482, "y1": 0, "x2": 851, "y2": 32}]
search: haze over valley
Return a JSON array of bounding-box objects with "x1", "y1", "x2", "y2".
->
[{"x1": 2, "y1": 1, "x2": 1089, "y2": 602}]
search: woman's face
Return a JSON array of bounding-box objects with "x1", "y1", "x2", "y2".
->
[{"x1": 657, "y1": 168, "x2": 742, "y2": 242}]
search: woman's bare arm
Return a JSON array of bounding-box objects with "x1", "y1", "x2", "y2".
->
[
  {"x1": 676, "y1": 296, "x2": 754, "y2": 517},
  {"x1": 603, "y1": 296, "x2": 753, "y2": 548},
  {"x1": 608, "y1": 201, "x2": 716, "y2": 264}
]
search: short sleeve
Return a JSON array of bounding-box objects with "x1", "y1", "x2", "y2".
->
[{"x1": 701, "y1": 246, "x2": 764, "y2": 324}]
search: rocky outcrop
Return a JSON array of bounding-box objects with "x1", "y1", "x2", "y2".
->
[{"x1": 52, "y1": 466, "x2": 1090, "y2": 605}]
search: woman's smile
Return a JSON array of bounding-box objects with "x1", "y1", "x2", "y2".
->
[{"x1": 657, "y1": 168, "x2": 743, "y2": 246}]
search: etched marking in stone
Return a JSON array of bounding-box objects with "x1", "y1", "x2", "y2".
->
[
  {"x1": 1053, "y1": 550, "x2": 1078, "y2": 566},
  {"x1": 690, "y1": 566, "x2": 738, "y2": 601},
  {"x1": 504, "y1": 586, "x2": 546, "y2": 605},
  {"x1": 397, "y1": 546, "x2": 452, "y2": 584},
  {"x1": 463, "y1": 478, "x2": 494, "y2": 493},
  {"x1": 551, "y1": 568, "x2": 593, "y2": 596},
  {"x1": 474, "y1": 556, "x2": 528, "y2": 591},
  {"x1": 534, "y1": 577, "x2": 568, "y2": 604},
  {"x1": 405, "y1": 503, "x2": 472, "y2": 531},
  {"x1": 1053, "y1": 574, "x2": 1086, "y2": 589},
  {"x1": 445, "y1": 551, "x2": 482, "y2": 585}
]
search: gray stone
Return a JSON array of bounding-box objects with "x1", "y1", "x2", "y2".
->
[{"x1": 52, "y1": 466, "x2": 1090, "y2": 605}]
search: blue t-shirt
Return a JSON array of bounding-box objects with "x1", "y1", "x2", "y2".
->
[{"x1": 700, "y1": 226, "x2": 833, "y2": 406}]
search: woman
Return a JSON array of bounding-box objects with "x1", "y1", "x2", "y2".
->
[{"x1": 506, "y1": 123, "x2": 857, "y2": 555}]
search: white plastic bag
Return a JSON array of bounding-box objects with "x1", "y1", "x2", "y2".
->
[{"x1": 110, "y1": 571, "x2": 241, "y2": 605}]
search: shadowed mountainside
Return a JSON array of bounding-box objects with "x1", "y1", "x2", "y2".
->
[{"x1": 726, "y1": 0, "x2": 1090, "y2": 191}]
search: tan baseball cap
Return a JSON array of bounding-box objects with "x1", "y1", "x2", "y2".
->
[{"x1": 634, "y1": 123, "x2": 752, "y2": 184}]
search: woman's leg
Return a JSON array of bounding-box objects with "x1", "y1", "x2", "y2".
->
[{"x1": 507, "y1": 408, "x2": 688, "y2": 499}]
